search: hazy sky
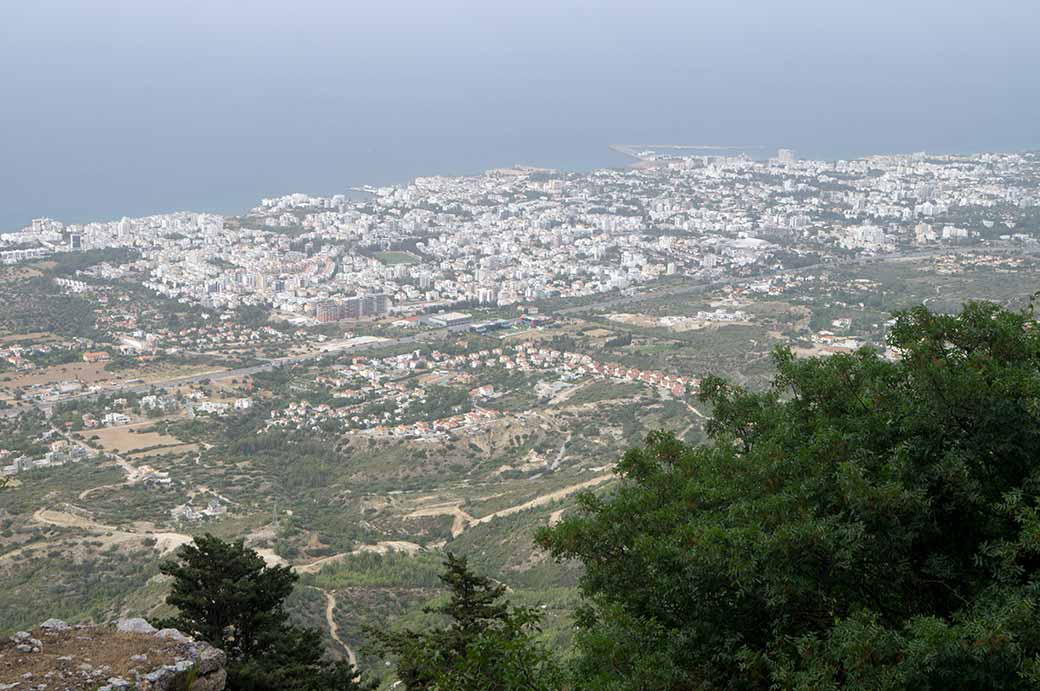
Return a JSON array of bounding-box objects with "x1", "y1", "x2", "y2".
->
[{"x1": 2, "y1": 0, "x2": 1038, "y2": 230}]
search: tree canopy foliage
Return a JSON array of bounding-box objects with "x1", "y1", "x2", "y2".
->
[
  {"x1": 537, "y1": 302, "x2": 1040, "y2": 690},
  {"x1": 160, "y1": 534, "x2": 367, "y2": 691},
  {"x1": 369, "y1": 553, "x2": 564, "y2": 691}
]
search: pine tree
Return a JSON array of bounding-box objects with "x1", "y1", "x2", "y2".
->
[
  {"x1": 369, "y1": 553, "x2": 563, "y2": 691},
  {"x1": 160, "y1": 533, "x2": 369, "y2": 690}
]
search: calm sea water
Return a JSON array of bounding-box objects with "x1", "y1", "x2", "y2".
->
[
  {"x1": 0, "y1": 137, "x2": 628, "y2": 231},
  {"x1": 5, "y1": 137, "x2": 1032, "y2": 233}
]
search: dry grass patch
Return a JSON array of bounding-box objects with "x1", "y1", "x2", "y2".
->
[
  {"x1": 4, "y1": 361, "x2": 115, "y2": 387},
  {"x1": 84, "y1": 423, "x2": 185, "y2": 454}
]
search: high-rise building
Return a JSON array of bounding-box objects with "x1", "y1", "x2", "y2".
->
[
  {"x1": 777, "y1": 148, "x2": 796, "y2": 164},
  {"x1": 362, "y1": 293, "x2": 389, "y2": 317},
  {"x1": 316, "y1": 301, "x2": 344, "y2": 323},
  {"x1": 317, "y1": 293, "x2": 389, "y2": 322}
]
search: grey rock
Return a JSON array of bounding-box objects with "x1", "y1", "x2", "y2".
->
[
  {"x1": 189, "y1": 668, "x2": 227, "y2": 691},
  {"x1": 38, "y1": 619, "x2": 70, "y2": 632},
  {"x1": 193, "y1": 645, "x2": 226, "y2": 675},
  {"x1": 16, "y1": 643, "x2": 34, "y2": 653},
  {"x1": 131, "y1": 654, "x2": 149, "y2": 663},
  {"x1": 154, "y1": 628, "x2": 190, "y2": 642},
  {"x1": 115, "y1": 617, "x2": 156, "y2": 634},
  {"x1": 12, "y1": 631, "x2": 31, "y2": 642},
  {"x1": 144, "y1": 667, "x2": 171, "y2": 683}
]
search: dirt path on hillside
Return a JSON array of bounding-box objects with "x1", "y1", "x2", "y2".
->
[
  {"x1": 546, "y1": 380, "x2": 589, "y2": 406},
  {"x1": 294, "y1": 540, "x2": 423, "y2": 575},
  {"x1": 684, "y1": 402, "x2": 706, "y2": 419},
  {"x1": 57, "y1": 427, "x2": 145, "y2": 503},
  {"x1": 78, "y1": 482, "x2": 124, "y2": 500},
  {"x1": 404, "y1": 472, "x2": 614, "y2": 540},
  {"x1": 549, "y1": 432, "x2": 572, "y2": 471},
  {"x1": 679, "y1": 401, "x2": 707, "y2": 439},
  {"x1": 559, "y1": 394, "x2": 644, "y2": 413},
  {"x1": 472, "y1": 473, "x2": 613, "y2": 526},
  {"x1": 297, "y1": 474, "x2": 618, "y2": 578},
  {"x1": 321, "y1": 589, "x2": 357, "y2": 669},
  {"x1": 33, "y1": 508, "x2": 194, "y2": 555},
  {"x1": 405, "y1": 504, "x2": 477, "y2": 539}
]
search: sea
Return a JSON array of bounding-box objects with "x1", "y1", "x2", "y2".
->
[{"x1": 0, "y1": 136, "x2": 1031, "y2": 233}]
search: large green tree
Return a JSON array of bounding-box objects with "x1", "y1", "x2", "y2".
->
[
  {"x1": 160, "y1": 534, "x2": 367, "y2": 690},
  {"x1": 537, "y1": 302, "x2": 1040, "y2": 690},
  {"x1": 369, "y1": 553, "x2": 564, "y2": 691}
]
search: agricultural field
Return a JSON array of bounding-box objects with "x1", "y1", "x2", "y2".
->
[{"x1": 81, "y1": 422, "x2": 191, "y2": 455}]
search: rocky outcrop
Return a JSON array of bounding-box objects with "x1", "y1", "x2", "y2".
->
[{"x1": 0, "y1": 619, "x2": 226, "y2": 691}]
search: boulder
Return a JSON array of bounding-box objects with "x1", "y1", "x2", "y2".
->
[
  {"x1": 39, "y1": 618, "x2": 71, "y2": 632},
  {"x1": 116, "y1": 618, "x2": 156, "y2": 634},
  {"x1": 154, "y1": 628, "x2": 190, "y2": 642}
]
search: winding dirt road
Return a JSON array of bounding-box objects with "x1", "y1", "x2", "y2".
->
[
  {"x1": 318, "y1": 588, "x2": 357, "y2": 669},
  {"x1": 405, "y1": 472, "x2": 614, "y2": 538},
  {"x1": 32, "y1": 508, "x2": 194, "y2": 555},
  {"x1": 294, "y1": 540, "x2": 423, "y2": 575}
]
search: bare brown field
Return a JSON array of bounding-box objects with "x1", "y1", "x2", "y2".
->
[
  {"x1": 0, "y1": 331, "x2": 53, "y2": 343},
  {"x1": 502, "y1": 322, "x2": 586, "y2": 343},
  {"x1": 137, "y1": 364, "x2": 226, "y2": 385},
  {"x1": 84, "y1": 423, "x2": 186, "y2": 454},
  {"x1": 2, "y1": 361, "x2": 227, "y2": 390},
  {"x1": 2, "y1": 361, "x2": 115, "y2": 387}
]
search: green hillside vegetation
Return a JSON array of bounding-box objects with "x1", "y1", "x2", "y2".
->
[
  {"x1": 538, "y1": 301, "x2": 1040, "y2": 690},
  {"x1": 106, "y1": 299, "x2": 1040, "y2": 690}
]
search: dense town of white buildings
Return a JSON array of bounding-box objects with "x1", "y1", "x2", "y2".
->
[{"x1": 3, "y1": 150, "x2": 1037, "y2": 318}]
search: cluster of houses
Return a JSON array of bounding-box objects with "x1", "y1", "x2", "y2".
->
[
  {"x1": 424, "y1": 343, "x2": 699, "y2": 399},
  {"x1": 264, "y1": 381, "x2": 433, "y2": 433},
  {"x1": 66, "y1": 276, "x2": 301, "y2": 354},
  {"x1": 80, "y1": 410, "x2": 131, "y2": 428},
  {"x1": 262, "y1": 342, "x2": 698, "y2": 439},
  {"x1": 76, "y1": 392, "x2": 252, "y2": 429},
  {"x1": 809, "y1": 331, "x2": 866, "y2": 353},
  {"x1": 1, "y1": 439, "x2": 94, "y2": 476},
  {"x1": 364, "y1": 407, "x2": 503, "y2": 439},
  {"x1": 147, "y1": 322, "x2": 296, "y2": 352},
  {"x1": 1, "y1": 340, "x2": 90, "y2": 371},
  {"x1": 171, "y1": 497, "x2": 228, "y2": 523}
]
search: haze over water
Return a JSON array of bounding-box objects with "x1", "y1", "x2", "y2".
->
[{"x1": 2, "y1": 0, "x2": 1038, "y2": 231}]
